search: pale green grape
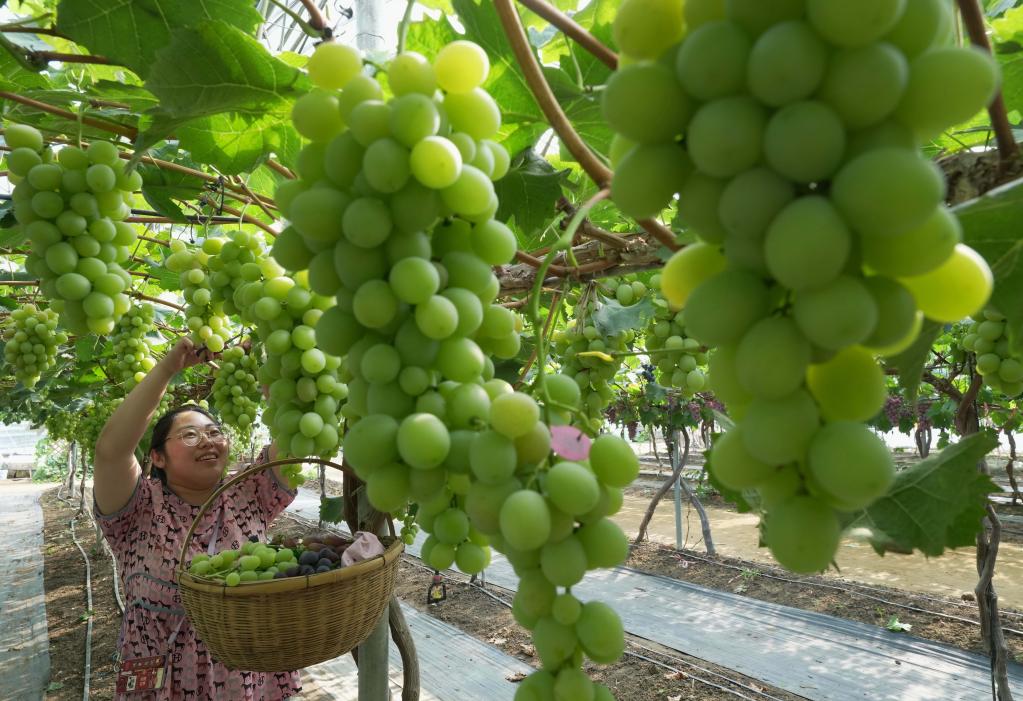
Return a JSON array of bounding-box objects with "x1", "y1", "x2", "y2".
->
[
  {"x1": 362, "y1": 138, "x2": 411, "y2": 193},
  {"x1": 675, "y1": 20, "x2": 751, "y2": 101},
  {"x1": 409, "y1": 136, "x2": 462, "y2": 189},
  {"x1": 747, "y1": 21, "x2": 828, "y2": 107},
  {"x1": 436, "y1": 337, "x2": 485, "y2": 382},
  {"x1": 686, "y1": 96, "x2": 767, "y2": 178},
  {"x1": 342, "y1": 197, "x2": 392, "y2": 248},
  {"x1": 683, "y1": 270, "x2": 771, "y2": 347},
  {"x1": 389, "y1": 93, "x2": 440, "y2": 147},
  {"x1": 807, "y1": 422, "x2": 895, "y2": 510},
  {"x1": 499, "y1": 490, "x2": 551, "y2": 551},
  {"x1": 807, "y1": 347, "x2": 887, "y2": 422},
  {"x1": 307, "y1": 42, "x2": 363, "y2": 90},
  {"x1": 434, "y1": 40, "x2": 489, "y2": 94},
  {"x1": 765, "y1": 495, "x2": 841, "y2": 573},
  {"x1": 676, "y1": 171, "x2": 728, "y2": 244},
  {"x1": 291, "y1": 90, "x2": 344, "y2": 142},
  {"x1": 718, "y1": 166, "x2": 795, "y2": 243},
  {"x1": 764, "y1": 196, "x2": 851, "y2": 290},
  {"x1": 612, "y1": 0, "x2": 684, "y2": 59},
  {"x1": 709, "y1": 427, "x2": 773, "y2": 490},
  {"x1": 575, "y1": 601, "x2": 624, "y2": 663},
  {"x1": 793, "y1": 276, "x2": 879, "y2": 350},
  {"x1": 388, "y1": 51, "x2": 437, "y2": 96},
  {"x1": 576, "y1": 518, "x2": 628, "y2": 569},
  {"x1": 741, "y1": 390, "x2": 821, "y2": 465},
  {"x1": 443, "y1": 89, "x2": 501, "y2": 140},
  {"x1": 735, "y1": 316, "x2": 811, "y2": 400},
  {"x1": 540, "y1": 536, "x2": 587, "y2": 586},
  {"x1": 807, "y1": 0, "x2": 906, "y2": 47},
  {"x1": 895, "y1": 47, "x2": 999, "y2": 140},
  {"x1": 831, "y1": 148, "x2": 944, "y2": 237},
  {"x1": 589, "y1": 435, "x2": 639, "y2": 488},
  {"x1": 289, "y1": 189, "x2": 347, "y2": 242},
  {"x1": 899, "y1": 244, "x2": 992, "y2": 323},
  {"x1": 601, "y1": 63, "x2": 691, "y2": 144},
  {"x1": 860, "y1": 205, "x2": 960, "y2": 277},
  {"x1": 764, "y1": 101, "x2": 846, "y2": 183},
  {"x1": 610, "y1": 143, "x2": 692, "y2": 220},
  {"x1": 861, "y1": 276, "x2": 918, "y2": 349},
  {"x1": 819, "y1": 43, "x2": 908, "y2": 129},
  {"x1": 884, "y1": 0, "x2": 953, "y2": 58},
  {"x1": 545, "y1": 461, "x2": 600, "y2": 516},
  {"x1": 489, "y1": 392, "x2": 540, "y2": 439},
  {"x1": 348, "y1": 100, "x2": 391, "y2": 147}
]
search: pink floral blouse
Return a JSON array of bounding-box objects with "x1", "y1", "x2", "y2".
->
[{"x1": 95, "y1": 465, "x2": 301, "y2": 700}]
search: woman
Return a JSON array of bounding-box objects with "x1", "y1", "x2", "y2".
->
[{"x1": 94, "y1": 337, "x2": 301, "y2": 699}]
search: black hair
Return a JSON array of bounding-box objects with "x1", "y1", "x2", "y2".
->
[{"x1": 148, "y1": 404, "x2": 219, "y2": 485}]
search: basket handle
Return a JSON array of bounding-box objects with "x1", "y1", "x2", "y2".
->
[{"x1": 177, "y1": 457, "x2": 352, "y2": 567}]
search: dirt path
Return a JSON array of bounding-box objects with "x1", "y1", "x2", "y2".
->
[{"x1": 622, "y1": 483, "x2": 1023, "y2": 609}]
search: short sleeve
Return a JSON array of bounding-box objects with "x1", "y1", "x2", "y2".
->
[{"x1": 93, "y1": 474, "x2": 153, "y2": 552}]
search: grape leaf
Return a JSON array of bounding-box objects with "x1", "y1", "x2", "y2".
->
[
  {"x1": 319, "y1": 496, "x2": 346, "y2": 525},
  {"x1": 0, "y1": 48, "x2": 49, "y2": 91},
  {"x1": 494, "y1": 149, "x2": 568, "y2": 248},
  {"x1": 176, "y1": 107, "x2": 302, "y2": 175},
  {"x1": 139, "y1": 149, "x2": 208, "y2": 222},
  {"x1": 848, "y1": 431, "x2": 999, "y2": 557},
  {"x1": 883, "y1": 320, "x2": 943, "y2": 404},
  {"x1": 954, "y1": 175, "x2": 1023, "y2": 355},
  {"x1": 591, "y1": 296, "x2": 655, "y2": 337},
  {"x1": 56, "y1": 0, "x2": 262, "y2": 79},
  {"x1": 145, "y1": 21, "x2": 309, "y2": 119}
]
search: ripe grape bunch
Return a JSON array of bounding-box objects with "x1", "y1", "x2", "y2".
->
[
  {"x1": 551, "y1": 284, "x2": 636, "y2": 431},
  {"x1": 608, "y1": 0, "x2": 998, "y2": 573},
  {"x1": 961, "y1": 308, "x2": 1023, "y2": 398},
  {"x1": 644, "y1": 273, "x2": 707, "y2": 394},
  {"x1": 2, "y1": 304, "x2": 66, "y2": 387},
  {"x1": 210, "y1": 344, "x2": 263, "y2": 433},
  {"x1": 107, "y1": 302, "x2": 158, "y2": 389},
  {"x1": 275, "y1": 40, "x2": 633, "y2": 697},
  {"x1": 187, "y1": 533, "x2": 351, "y2": 585},
  {"x1": 6, "y1": 124, "x2": 139, "y2": 335},
  {"x1": 164, "y1": 239, "x2": 233, "y2": 353}
]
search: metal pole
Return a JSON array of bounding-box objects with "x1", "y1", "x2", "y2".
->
[{"x1": 672, "y1": 429, "x2": 683, "y2": 550}]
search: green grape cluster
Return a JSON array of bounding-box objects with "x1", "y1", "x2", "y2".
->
[
  {"x1": 210, "y1": 344, "x2": 263, "y2": 433},
  {"x1": 44, "y1": 409, "x2": 79, "y2": 443},
  {"x1": 164, "y1": 240, "x2": 233, "y2": 352},
  {"x1": 2, "y1": 304, "x2": 66, "y2": 387},
  {"x1": 398, "y1": 508, "x2": 420, "y2": 546},
  {"x1": 643, "y1": 273, "x2": 707, "y2": 394},
  {"x1": 188, "y1": 533, "x2": 356, "y2": 584},
  {"x1": 277, "y1": 40, "x2": 633, "y2": 696},
  {"x1": 961, "y1": 308, "x2": 1023, "y2": 397},
  {"x1": 247, "y1": 275, "x2": 346, "y2": 473},
  {"x1": 202, "y1": 229, "x2": 276, "y2": 316},
  {"x1": 107, "y1": 303, "x2": 158, "y2": 389},
  {"x1": 551, "y1": 285, "x2": 636, "y2": 430},
  {"x1": 608, "y1": 0, "x2": 999, "y2": 574},
  {"x1": 5, "y1": 124, "x2": 139, "y2": 335}
]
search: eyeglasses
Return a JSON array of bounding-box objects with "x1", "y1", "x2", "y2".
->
[{"x1": 172, "y1": 426, "x2": 227, "y2": 447}]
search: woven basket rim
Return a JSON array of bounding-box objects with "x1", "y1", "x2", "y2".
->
[{"x1": 177, "y1": 537, "x2": 404, "y2": 597}]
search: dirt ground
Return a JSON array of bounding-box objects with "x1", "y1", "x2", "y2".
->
[
  {"x1": 39, "y1": 482, "x2": 1023, "y2": 700},
  {"x1": 39, "y1": 487, "x2": 120, "y2": 701}
]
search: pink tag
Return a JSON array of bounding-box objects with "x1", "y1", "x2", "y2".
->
[{"x1": 550, "y1": 425, "x2": 592, "y2": 461}]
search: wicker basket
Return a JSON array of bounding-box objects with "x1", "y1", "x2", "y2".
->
[{"x1": 176, "y1": 458, "x2": 403, "y2": 671}]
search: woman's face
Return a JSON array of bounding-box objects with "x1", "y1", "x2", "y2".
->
[{"x1": 152, "y1": 411, "x2": 230, "y2": 489}]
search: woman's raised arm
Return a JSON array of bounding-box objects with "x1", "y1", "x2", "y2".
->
[{"x1": 93, "y1": 338, "x2": 214, "y2": 514}]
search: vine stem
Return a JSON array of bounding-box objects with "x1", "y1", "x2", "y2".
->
[
  {"x1": 494, "y1": 0, "x2": 679, "y2": 250},
  {"x1": 396, "y1": 0, "x2": 416, "y2": 54},
  {"x1": 0, "y1": 90, "x2": 135, "y2": 138},
  {"x1": 516, "y1": 0, "x2": 617, "y2": 69},
  {"x1": 0, "y1": 280, "x2": 186, "y2": 313},
  {"x1": 25, "y1": 50, "x2": 114, "y2": 65},
  {"x1": 528, "y1": 188, "x2": 610, "y2": 411},
  {"x1": 296, "y1": 0, "x2": 328, "y2": 32},
  {"x1": 957, "y1": 0, "x2": 1020, "y2": 163}
]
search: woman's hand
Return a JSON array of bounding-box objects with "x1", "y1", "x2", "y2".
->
[{"x1": 160, "y1": 338, "x2": 218, "y2": 375}]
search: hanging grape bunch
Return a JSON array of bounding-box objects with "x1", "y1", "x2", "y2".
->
[
  {"x1": 5, "y1": 124, "x2": 140, "y2": 335},
  {"x1": 961, "y1": 308, "x2": 1023, "y2": 397},
  {"x1": 2, "y1": 304, "x2": 66, "y2": 387},
  {"x1": 273, "y1": 40, "x2": 633, "y2": 699},
  {"x1": 607, "y1": 0, "x2": 997, "y2": 573},
  {"x1": 210, "y1": 343, "x2": 263, "y2": 433},
  {"x1": 164, "y1": 239, "x2": 234, "y2": 353},
  {"x1": 107, "y1": 302, "x2": 158, "y2": 389},
  {"x1": 551, "y1": 283, "x2": 636, "y2": 431},
  {"x1": 644, "y1": 272, "x2": 706, "y2": 395}
]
